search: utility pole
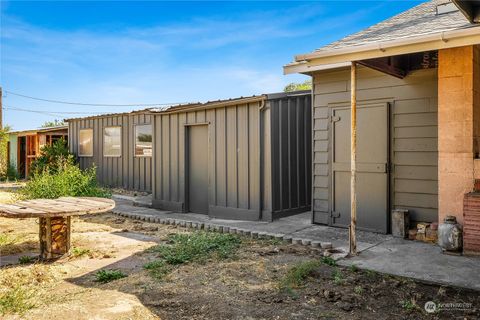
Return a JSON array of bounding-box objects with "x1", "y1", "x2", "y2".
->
[
  {"x1": 0, "y1": 87, "x2": 3, "y2": 129},
  {"x1": 349, "y1": 62, "x2": 357, "y2": 256}
]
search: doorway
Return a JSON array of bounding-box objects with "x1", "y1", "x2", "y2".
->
[
  {"x1": 186, "y1": 125, "x2": 209, "y2": 214},
  {"x1": 331, "y1": 103, "x2": 389, "y2": 233},
  {"x1": 18, "y1": 136, "x2": 26, "y2": 179}
]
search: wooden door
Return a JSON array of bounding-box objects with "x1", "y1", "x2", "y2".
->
[{"x1": 331, "y1": 103, "x2": 389, "y2": 233}]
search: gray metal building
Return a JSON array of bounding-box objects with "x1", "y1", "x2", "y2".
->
[
  {"x1": 67, "y1": 110, "x2": 153, "y2": 192},
  {"x1": 151, "y1": 91, "x2": 312, "y2": 221}
]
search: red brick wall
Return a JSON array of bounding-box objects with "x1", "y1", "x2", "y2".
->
[{"x1": 463, "y1": 192, "x2": 480, "y2": 254}]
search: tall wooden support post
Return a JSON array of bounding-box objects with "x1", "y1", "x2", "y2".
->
[{"x1": 349, "y1": 62, "x2": 357, "y2": 256}]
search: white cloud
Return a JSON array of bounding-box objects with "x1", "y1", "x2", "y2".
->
[{"x1": 0, "y1": 1, "x2": 384, "y2": 130}]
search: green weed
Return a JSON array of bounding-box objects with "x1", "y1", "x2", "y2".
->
[
  {"x1": 0, "y1": 286, "x2": 35, "y2": 315},
  {"x1": 401, "y1": 299, "x2": 419, "y2": 311},
  {"x1": 332, "y1": 268, "x2": 344, "y2": 285},
  {"x1": 349, "y1": 264, "x2": 359, "y2": 272},
  {"x1": 94, "y1": 269, "x2": 127, "y2": 283},
  {"x1": 321, "y1": 256, "x2": 336, "y2": 266},
  {"x1": 71, "y1": 247, "x2": 91, "y2": 258},
  {"x1": 145, "y1": 232, "x2": 241, "y2": 279},
  {"x1": 18, "y1": 256, "x2": 35, "y2": 265},
  {"x1": 365, "y1": 269, "x2": 377, "y2": 278},
  {"x1": 279, "y1": 260, "x2": 320, "y2": 292},
  {"x1": 143, "y1": 260, "x2": 172, "y2": 279},
  {"x1": 353, "y1": 285, "x2": 364, "y2": 294}
]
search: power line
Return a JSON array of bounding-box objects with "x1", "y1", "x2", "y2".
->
[
  {"x1": 3, "y1": 106, "x2": 112, "y2": 118},
  {"x1": 5, "y1": 105, "x2": 107, "y2": 115},
  {"x1": 4, "y1": 90, "x2": 189, "y2": 107},
  {"x1": 4, "y1": 107, "x2": 68, "y2": 117}
]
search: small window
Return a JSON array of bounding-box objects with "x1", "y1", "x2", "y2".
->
[
  {"x1": 104, "y1": 126, "x2": 121, "y2": 157},
  {"x1": 79, "y1": 129, "x2": 93, "y2": 157},
  {"x1": 135, "y1": 124, "x2": 152, "y2": 157}
]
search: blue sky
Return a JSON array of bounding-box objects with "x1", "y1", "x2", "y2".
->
[{"x1": 1, "y1": 0, "x2": 422, "y2": 130}]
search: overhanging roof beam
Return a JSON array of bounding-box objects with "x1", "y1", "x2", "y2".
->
[{"x1": 452, "y1": 0, "x2": 480, "y2": 23}]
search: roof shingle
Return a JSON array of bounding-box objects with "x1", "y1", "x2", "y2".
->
[{"x1": 313, "y1": 0, "x2": 476, "y2": 54}]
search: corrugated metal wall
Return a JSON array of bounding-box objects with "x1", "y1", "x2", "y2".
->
[
  {"x1": 268, "y1": 93, "x2": 312, "y2": 219},
  {"x1": 68, "y1": 113, "x2": 152, "y2": 192},
  {"x1": 152, "y1": 93, "x2": 312, "y2": 221},
  {"x1": 152, "y1": 101, "x2": 264, "y2": 220},
  {"x1": 312, "y1": 67, "x2": 438, "y2": 225}
]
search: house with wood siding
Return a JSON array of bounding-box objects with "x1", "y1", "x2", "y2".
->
[
  {"x1": 8, "y1": 126, "x2": 68, "y2": 178},
  {"x1": 285, "y1": 0, "x2": 480, "y2": 246}
]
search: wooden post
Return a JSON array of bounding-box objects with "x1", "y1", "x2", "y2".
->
[
  {"x1": 0, "y1": 87, "x2": 3, "y2": 129},
  {"x1": 39, "y1": 216, "x2": 71, "y2": 260},
  {"x1": 349, "y1": 61, "x2": 357, "y2": 256}
]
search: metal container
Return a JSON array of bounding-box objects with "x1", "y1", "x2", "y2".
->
[{"x1": 438, "y1": 215, "x2": 463, "y2": 252}]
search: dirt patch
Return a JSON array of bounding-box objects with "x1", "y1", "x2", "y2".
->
[{"x1": 0, "y1": 191, "x2": 479, "y2": 319}]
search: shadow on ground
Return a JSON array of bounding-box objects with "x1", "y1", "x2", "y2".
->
[{"x1": 59, "y1": 213, "x2": 480, "y2": 320}]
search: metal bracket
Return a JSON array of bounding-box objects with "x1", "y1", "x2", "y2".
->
[
  {"x1": 331, "y1": 211, "x2": 340, "y2": 218},
  {"x1": 331, "y1": 116, "x2": 341, "y2": 122}
]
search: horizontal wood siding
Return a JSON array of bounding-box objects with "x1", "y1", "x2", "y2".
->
[
  {"x1": 312, "y1": 67, "x2": 438, "y2": 224},
  {"x1": 68, "y1": 113, "x2": 152, "y2": 192}
]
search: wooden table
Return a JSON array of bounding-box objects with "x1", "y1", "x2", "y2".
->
[{"x1": 0, "y1": 197, "x2": 115, "y2": 260}]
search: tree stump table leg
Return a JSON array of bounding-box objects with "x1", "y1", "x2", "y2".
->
[{"x1": 39, "y1": 216, "x2": 71, "y2": 260}]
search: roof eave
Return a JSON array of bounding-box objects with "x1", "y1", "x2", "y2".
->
[
  {"x1": 285, "y1": 27, "x2": 480, "y2": 74},
  {"x1": 151, "y1": 96, "x2": 267, "y2": 115},
  {"x1": 452, "y1": 0, "x2": 480, "y2": 24},
  {"x1": 284, "y1": 61, "x2": 351, "y2": 75}
]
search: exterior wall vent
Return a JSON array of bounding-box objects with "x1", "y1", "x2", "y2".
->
[{"x1": 436, "y1": 2, "x2": 459, "y2": 15}]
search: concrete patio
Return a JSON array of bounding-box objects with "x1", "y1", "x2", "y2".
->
[{"x1": 111, "y1": 195, "x2": 480, "y2": 291}]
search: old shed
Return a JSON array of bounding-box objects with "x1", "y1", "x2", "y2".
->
[
  {"x1": 67, "y1": 110, "x2": 153, "y2": 192},
  {"x1": 8, "y1": 126, "x2": 68, "y2": 178},
  {"x1": 151, "y1": 91, "x2": 312, "y2": 221}
]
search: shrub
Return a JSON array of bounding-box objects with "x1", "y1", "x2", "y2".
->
[
  {"x1": 30, "y1": 138, "x2": 71, "y2": 176},
  {"x1": 18, "y1": 160, "x2": 111, "y2": 200},
  {"x1": 0, "y1": 126, "x2": 12, "y2": 179},
  {"x1": 5, "y1": 164, "x2": 20, "y2": 181}
]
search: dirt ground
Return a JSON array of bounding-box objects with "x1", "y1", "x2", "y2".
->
[{"x1": 0, "y1": 190, "x2": 479, "y2": 320}]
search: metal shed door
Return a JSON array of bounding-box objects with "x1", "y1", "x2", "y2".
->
[
  {"x1": 187, "y1": 125, "x2": 209, "y2": 214},
  {"x1": 331, "y1": 103, "x2": 389, "y2": 233}
]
